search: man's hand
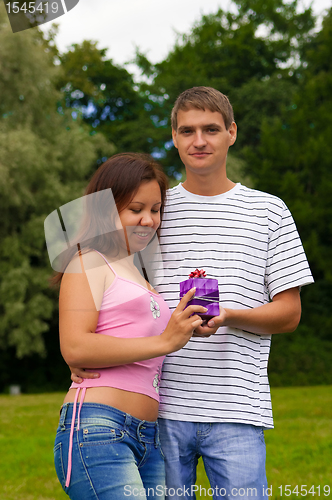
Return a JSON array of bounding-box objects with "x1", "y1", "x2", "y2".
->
[
  {"x1": 193, "y1": 306, "x2": 227, "y2": 337},
  {"x1": 193, "y1": 288, "x2": 301, "y2": 337},
  {"x1": 69, "y1": 367, "x2": 100, "y2": 384},
  {"x1": 195, "y1": 288, "x2": 301, "y2": 337}
]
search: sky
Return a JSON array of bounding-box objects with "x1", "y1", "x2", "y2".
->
[{"x1": 42, "y1": 0, "x2": 331, "y2": 72}]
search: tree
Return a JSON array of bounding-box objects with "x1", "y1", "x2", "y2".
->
[
  {"x1": 0, "y1": 4, "x2": 114, "y2": 360},
  {"x1": 242, "y1": 8, "x2": 332, "y2": 345},
  {"x1": 57, "y1": 40, "x2": 152, "y2": 153},
  {"x1": 134, "y1": 0, "x2": 315, "y2": 178}
]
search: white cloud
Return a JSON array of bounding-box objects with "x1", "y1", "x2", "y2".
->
[{"x1": 41, "y1": 0, "x2": 331, "y2": 67}]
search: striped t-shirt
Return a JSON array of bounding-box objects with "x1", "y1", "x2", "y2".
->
[{"x1": 156, "y1": 183, "x2": 313, "y2": 428}]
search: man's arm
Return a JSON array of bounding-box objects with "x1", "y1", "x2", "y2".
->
[
  {"x1": 70, "y1": 287, "x2": 301, "y2": 382},
  {"x1": 70, "y1": 367, "x2": 99, "y2": 383},
  {"x1": 194, "y1": 287, "x2": 301, "y2": 336}
]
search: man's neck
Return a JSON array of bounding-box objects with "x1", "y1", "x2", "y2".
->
[{"x1": 182, "y1": 173, "x2": 236, "y2": 197}]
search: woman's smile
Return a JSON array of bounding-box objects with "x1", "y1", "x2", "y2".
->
[{"x1": 117, "y1": 179, "x2": 162, "y2": 254}]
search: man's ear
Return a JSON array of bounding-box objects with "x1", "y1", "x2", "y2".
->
[
  {"x1": 172, "y1": 128, "x2": 178, "y2": 149},
  {"x1": 229, "y1": 122, "x2": 237, "y2": 146}
]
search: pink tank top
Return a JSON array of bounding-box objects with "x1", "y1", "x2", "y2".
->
[{"x1": 70, "y1": 251, "x2": 171, "y2": 400}]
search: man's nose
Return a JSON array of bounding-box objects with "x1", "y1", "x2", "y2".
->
[{"x1": 193, "y1": 131, "x2": 207, "y2": 147}]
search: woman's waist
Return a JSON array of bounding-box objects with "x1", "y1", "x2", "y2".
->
[
  {"x1": 63, "y1": 386, "x2": 159, "y2": 421},
  {"x1": 69, "y1": 362, "x2": 163, "y2": 397},
  {"x1": 58, "y1": 400, "x2": 159, "y2": 443}
]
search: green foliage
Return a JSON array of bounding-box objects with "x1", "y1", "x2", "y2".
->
[
  {"x1": 231, "y1": 76, "x2": 297, "y2": 150},
  {"x1": 269, "y1": 329, "x2": 332, "y2": 387},
  {"x1": 242, "y1": 8, "x2": 332, "y2": 332},
  {"x1": 57, "y1": 40, "x2": 152, "y2": 153},
  {"x1": 0, "y1": 5, "x2": 114, "y2": 358}
]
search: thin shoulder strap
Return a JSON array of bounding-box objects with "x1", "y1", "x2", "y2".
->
[
  {"x1": 137, "y1": 251, "x2": 149, "y2": 282},
  {"x1": 93, "y1": 250, "x2": 118, "y2": 276}
]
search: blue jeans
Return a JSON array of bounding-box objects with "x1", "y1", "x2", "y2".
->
[
  {"x1": 54, "y1": 403, "x2": 165, "y2": 499},
  {"x1": 158, "y1": 419, "x2": 268, "y2": 500}
]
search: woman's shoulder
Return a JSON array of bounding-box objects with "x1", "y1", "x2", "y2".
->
[
  {"x1": 61, "y1": 249, "x2": 116, "y2": 311},
  {"x1": 65, "y1": 249, "x2": 110, "y2": 274}
]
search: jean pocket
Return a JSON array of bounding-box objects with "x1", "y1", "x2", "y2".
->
[
  {"x1": 158, "y1": 442, "x2": 166, "y2": 461},
  {"x1": 253, "y1": 425, "x2": 265, "y2": 444},
  {"x1": 155, "y1": 433, "x2": 166, "y2": 461},
  {"x1": 81, "y1": 425, "x2": 125, "y2": 447},
  {"x1": 54, "y1": 441, "x2": 67, "y2": 491}
]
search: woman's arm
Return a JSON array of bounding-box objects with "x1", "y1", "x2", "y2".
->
[{"x1": 59, "y1": 266, "x2": 206, "y2": 369}]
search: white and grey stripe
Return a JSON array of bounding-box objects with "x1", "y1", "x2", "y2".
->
[{"x1": 156, "y1": 183, "x2": 313, "y2": 428}]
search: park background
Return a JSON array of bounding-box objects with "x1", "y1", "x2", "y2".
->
[{"x1": 0, "y1": 0, "x2": 331, "y2": 498}]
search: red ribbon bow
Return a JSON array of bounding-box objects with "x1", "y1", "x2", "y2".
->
[{"x1": 189, "y1": 269, "x2": 206, "y2": 278}]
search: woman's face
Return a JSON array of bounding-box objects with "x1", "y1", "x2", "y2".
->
[{"x1": 116, "y1": 179, "x2": 162, "y2": 255}]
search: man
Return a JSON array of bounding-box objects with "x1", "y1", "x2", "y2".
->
[{"x1": 72, "y1": 87, "x2": 313, "y2": 499}]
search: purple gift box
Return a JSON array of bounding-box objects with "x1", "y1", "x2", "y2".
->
[{"x1": 179, "y1": 270, "x2": 219, "y2": 320}]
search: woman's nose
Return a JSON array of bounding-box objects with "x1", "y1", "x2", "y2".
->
[{"x1": 140, "y1": 213, "x2": 154, "y2": 226}]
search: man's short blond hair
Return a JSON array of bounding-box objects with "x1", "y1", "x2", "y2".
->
[{"x1": 171, "y1": 86, "x2": 234, "y2": 131}]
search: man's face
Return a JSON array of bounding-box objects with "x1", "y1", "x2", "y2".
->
[{"x1": 172, "y1": 108, "x2": 237, "y2": 176}]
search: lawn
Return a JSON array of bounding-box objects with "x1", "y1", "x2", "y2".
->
[{"x1": 0, "y1": 386, "x2": 331, "y2": 500}]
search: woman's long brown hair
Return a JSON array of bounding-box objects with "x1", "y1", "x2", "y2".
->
[{"x1": 50, "y1": 153, "x2": 168, "y2": 286}]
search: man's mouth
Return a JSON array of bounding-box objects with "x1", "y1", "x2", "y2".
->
[{"x1": 190, "y1": 152, "x2": 211, "y2": 157}]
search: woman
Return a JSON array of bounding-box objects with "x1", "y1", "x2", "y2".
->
[{"x1": 53, "y1": 153, "x2": 207, "y2": 500}]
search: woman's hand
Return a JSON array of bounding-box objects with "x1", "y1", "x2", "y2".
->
[{"x1": 160, "y1": 287, "x2": 207, "y2": 352}]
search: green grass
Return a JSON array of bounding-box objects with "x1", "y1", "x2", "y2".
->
[
  {"x1": 0, "y1": 387, "x2": 331, "y2": 500},
  {"x1": 0, "y1": 393, "x2": 67, "y2": 500}
]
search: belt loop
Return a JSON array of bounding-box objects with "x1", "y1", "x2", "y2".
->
[{"x1": 125, "y1": 413, "x2": 132, "y2": 430}]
